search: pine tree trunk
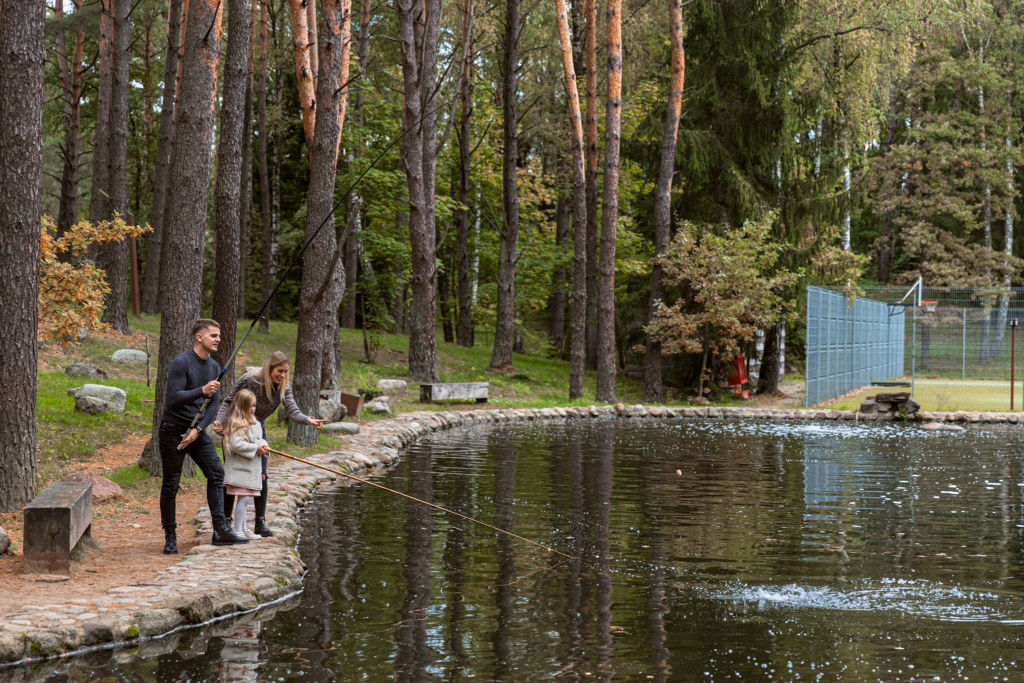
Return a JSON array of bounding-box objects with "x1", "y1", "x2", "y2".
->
[
  {"x1": 757, "y1": 323, "x2": 783, "y2": 394},
  {"x1": 142, "y1": 0, "x2": 223, "y2": 477},
  {"x1": 257, "y1": 0, "x2": 275, "y2": 334},
  {"x1": 211, "y1": 0, "x2": 252, "y2": 390},
  {"x1": 550, "y1": 196, "x2": 569, "y2": 357},
  {"x1": 343, "y1": 161, "x2": 360, "y2": 328},
  {"x1": 289, "y1": 0, "x2": 350, "y2": 446},
  {"x1": 88, "y1": 0, "x2": 114, "y2": 234},
  {"x1": 287, "y1": 0, "x2": 315, "y2": 150},
  {"x1": 142, "y1": 0, "x2": 184, "y2": 313},
  {"x1": 342, "y1": 0, "x2": 368, "y2": 332},
  {"x1": 455, "y1": 0, "x2": 474, "y2": 348},
  {"x1": 0, "y1": 0, "x2": 44, "y2": 512},
  {"x1": 55, "y1": 0, "x2": 84, "y2": 251},
  {"x1": 98, "y1": 0, "x2": 131, "y2": 334},
  {"x1": 643, "y1": 0, "x2": 683, "y2": 403},
  {"x1": 555, "y1": 0, "x2": 587, "y2": 398},
  {"x1": 238, "y1": 2, "x2": 257, "y2": 319},
  {"x1": 594, "y1": 0, "x2": 621, "y2": 402},
  {"x1": 491, "y1": 0, "x2": 520, "y2": 370},
  {"x1": 583, "y1": 0, "x2": 598, "y2": 372},
  {"x1": 397, "y1": 0, "x2": 441, "y2": 383}
]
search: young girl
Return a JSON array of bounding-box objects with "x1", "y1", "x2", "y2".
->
[{"x1": 221, "y1": 389, "x2": 269, "y2": 540}]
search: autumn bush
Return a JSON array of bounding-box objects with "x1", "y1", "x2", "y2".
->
[
  {"x1": 644, "y1": 214, "x2": 798, "y2": 397},
  {"x1": 39, "y1": 215, "x2": 150, "y2": 344}
]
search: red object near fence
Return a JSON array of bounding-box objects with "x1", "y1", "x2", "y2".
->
[{"x1": 729, "y1": 354, "x2": 748, "y2": 386}]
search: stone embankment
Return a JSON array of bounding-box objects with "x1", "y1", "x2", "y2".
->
[{"x1": 1, "y1": 403, "x2": 1017, "y2": 668}]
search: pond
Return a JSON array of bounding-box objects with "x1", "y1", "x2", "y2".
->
[{"x1": 12, "y1": 419, "x2": 1024, "y2": 682}]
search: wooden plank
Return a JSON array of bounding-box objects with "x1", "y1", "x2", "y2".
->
[
  {"x1": 23, "y1": 482, "x2": 92, "y2": 575},
  {"x1": 420, "y1": 382, "x2": 489, "y2": 403}
]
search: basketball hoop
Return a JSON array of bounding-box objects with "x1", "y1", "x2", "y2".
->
[{"x1": 921, "y1": 300, "x2": 938, "y2": 312}]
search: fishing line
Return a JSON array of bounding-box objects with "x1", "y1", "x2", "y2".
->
[
  {"x1": 180, "y1": 95, "x2": 458, "y2": 444},
  {"x1": 268, "y1": 447, "x2": 575, "y2": 561}
]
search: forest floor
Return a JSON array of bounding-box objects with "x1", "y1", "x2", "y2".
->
[{"x1": 1, "y1": 315, "x2": 797, "y2": 590}]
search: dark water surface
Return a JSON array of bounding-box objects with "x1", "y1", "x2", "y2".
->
[{"x1": 15, "y1": 419, "x2": 1024, "y2": 682}]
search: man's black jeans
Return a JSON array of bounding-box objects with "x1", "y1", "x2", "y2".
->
[{"x1": 159, "y1": 422, "x2": 226, "y2": 529}]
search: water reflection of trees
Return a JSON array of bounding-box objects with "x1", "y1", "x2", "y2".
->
[
  {"x1": 491, "y1": 438, "x2": 516, "y2": 681},
  {"x1": 394, "y1": 441, "x2": 435, "y2": 682}
]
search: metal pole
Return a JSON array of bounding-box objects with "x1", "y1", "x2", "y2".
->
[
  {"x1": 1013, "y1": 320, "x2": 1018, "y2": 412},
  {"x1": 911, "y1": 302, "x2": 917, "y2": 399},
  {"x1": 962, "y1": 307, "x2": 967, "y2": 381}
]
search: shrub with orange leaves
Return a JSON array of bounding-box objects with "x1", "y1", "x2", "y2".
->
[{"x1": 39, "y1": 215, "x2": 152, "y2": 345}]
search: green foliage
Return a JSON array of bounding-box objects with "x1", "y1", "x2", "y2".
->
[{"x1": 646, "y1": 213, "x2": 799, "y2": 363}]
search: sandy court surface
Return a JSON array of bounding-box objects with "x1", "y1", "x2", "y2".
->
[{"x1": 0, "y1": 434, "x2": 211, "y2": 615}]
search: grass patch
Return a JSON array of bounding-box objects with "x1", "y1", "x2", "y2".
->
[
  {"x1": 36, "y1": 371, "x2": 155, "y2": 486},
  {"x1": 823, "y1": 379, "x2": 1021, "y2": 413}
]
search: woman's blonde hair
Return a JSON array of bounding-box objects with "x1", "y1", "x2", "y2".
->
[
  {"x1": 253, "y1": 351, "x2": 289, "y2": 401},
  {"x1": 223, "y1": 389, "x2": 257, "y2": 441}
]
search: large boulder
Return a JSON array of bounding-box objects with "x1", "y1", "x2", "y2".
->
[
  {"x1": 323, "y1": 422, "x2": 360, "y2": 435},
  {"x1": 75, "y1": 396, "x2": 109, "y2": 415},
  {"x1": 65, "y1": 363, "x2": 109, "y2": 380},
  {"x1": 318, "y1": 398, "x2": 347, "y2": 423},
  {"x1": 68, "y1": 384, "x2": 127, "y2": 414},
  {"x1": 62, "y1": 471, "x2": 123, "y2": 500},
  {"x1": 366, "y1": 396, "x2": 392, "y2": 415},
  {"x1": 377, "y1": 379, "x2": 407, "y2": 393},
  {"x1": 111, "y1": 349, "x2": 148, "y2": 364},
  {"x1": 0, "y1": 526, "x2": 9, "y2": 554}
]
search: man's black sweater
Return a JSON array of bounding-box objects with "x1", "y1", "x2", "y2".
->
[{"x1": 162, "y1": 349, "x2": 221, "y2": 432}]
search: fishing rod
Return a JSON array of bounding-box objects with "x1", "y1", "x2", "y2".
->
[
  {"x1": 180, "y1": 96, "x2": 456, "y2": 448},
  {"x1": 268, "y1": 447, "x2": 574, "y2": 561}
]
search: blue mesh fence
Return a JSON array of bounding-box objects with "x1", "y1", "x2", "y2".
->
[{"x1": 805, "y1": 287, "x2": 905, "y2": 407}]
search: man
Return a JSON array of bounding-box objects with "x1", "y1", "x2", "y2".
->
[{"x1": 158, "y1": 319, "x2": 248, "y2": 554}]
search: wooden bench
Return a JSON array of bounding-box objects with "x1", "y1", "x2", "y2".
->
[
  {"x1": 23, "y1": 482, "x2": 93, "y2": 575},
  {"x1": 420, "y1": 382, "x2": 489, "y2": 404}
]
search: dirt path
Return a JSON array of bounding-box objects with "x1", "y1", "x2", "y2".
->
[{"x1": 0, "y1": 435, "x2": 208, "y2": 614}]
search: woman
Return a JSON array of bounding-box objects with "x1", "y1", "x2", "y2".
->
[{"x1": 214, "y1": 351, "x2": 324, "y2": 536}]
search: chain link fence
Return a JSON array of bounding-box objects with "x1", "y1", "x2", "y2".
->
[{"x1": 806, "y1": 284, "x2": 1024, "y2": 411}]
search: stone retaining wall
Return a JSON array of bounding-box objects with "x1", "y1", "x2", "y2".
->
[{"x1": 2, "y1": 402, "x2": 1018, "y2": 668}]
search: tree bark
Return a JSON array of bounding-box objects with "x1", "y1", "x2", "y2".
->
[
  {"x1": 397, "y1": 0, "x2": 442, "y2": 383},
  {"x1": 757, "y1": 323, "x2": 783, "y2": 394},
  {"x1": 583, "y1": 0, "x2": 598, "y2": 372},
  {"x1": 0, "y1": 0, "x2": 44, "y2": 512},
  {"x1": 555, "y1": 0, "x2": 587, "y2": 398},
  {"x1": 142, "y1": 0, "x2": 223, "y2": 476},
  {"x1": 342, "y1": 0, "x2": 368, "y2": 331},
  {"x1": 54, "y1": 0, "x2": 85, "y2": 250},
  {"x1": 877, "y1": 87, "x2": 897, "y2": 284},
  {"x1": 306, "y1": 0, "x2": 318, "y2": 86},
  {"x1": 490, "y1": 0, "x2": 520, "y2": 370},
  {"x1": 98, "y1": 0, "x2": 131, "y2": 334},
  {"x1": 289, "y1": 0, "x2": 350, "y2": 446},
  {"x1": 287, "y1": 0, "x2": 315, "y2": 150},
  {"x1": 142, "y1": 0, "x2": 184, "y2": 313},
  {"x1": 594, "y1": 0, "x2": 621, "y2": 402},
  {"x1": 643, "y1": 0, "x2": 683, "y2": 403},
  {"x1": 455, "y1": 0, "x2": 474, "y2": 348},
  {"x1": 88, "y1": 0, "x2": 114, "y2": 233},
  {"x1": 257, "y1": 0, "x2": 275, "y2": 334},
  {"x1": 550, "y1": 195, "x2": 569, "y2": 357},
  {"x1": 211, "y1": 0, "x2": 252, "y2": 390},
  {"x1": 238, "y1": 0, "x2": 257, "y2": 319}
]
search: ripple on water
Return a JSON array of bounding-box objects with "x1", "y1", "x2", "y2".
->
[{"x1": 705, "y1": 579, "x2": 1024, "y2": 622}]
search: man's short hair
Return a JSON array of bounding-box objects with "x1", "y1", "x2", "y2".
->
[{"x1": 192, "y1": 318, "x2": 221, "y2": 340}]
